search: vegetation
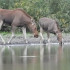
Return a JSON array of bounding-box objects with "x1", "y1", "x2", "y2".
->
[{"x1": 0, "y1": 0, "x2": 70, "y2": 33}]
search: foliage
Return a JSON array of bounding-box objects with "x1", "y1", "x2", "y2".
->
[{"x1": 0, "y1": 0, "x2": 70, "y2": 33}]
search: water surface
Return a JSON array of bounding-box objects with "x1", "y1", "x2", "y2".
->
[{"x1": 0, "y1": 44, "x2": 70, "y2": 70}]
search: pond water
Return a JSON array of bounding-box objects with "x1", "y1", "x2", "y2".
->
[{"x1": 0, "y1": 44, "x2": 70, "y2": 70}]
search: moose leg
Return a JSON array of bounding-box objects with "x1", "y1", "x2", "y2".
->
[
  {"x1": 47, "y1": 32, "x2": 50, "y2": 43},
  {"x1": 56, "y1": 32, "x2": 62, "y2": 46},
  {"x1": 0, "y1": 20, "x2": 3, "y2": 30},
  {"x1": 8, "y1": 26, "x2": 16, "y2": 43},
  {"x1": 0, "y1": 20, "x2": 5, "y2": 44},
  {"x1": 8, "y1": 32, "x2": 15, "y2": 43},
  {"x1": 22, "y1": 27, "x2": 28, "y2": 43},
  {"x1": 0, "y1": 35, "x2": 5, "y2": 44},
  {"x1": 39, "y1": 27, "x2": 44, "y2": 43}
]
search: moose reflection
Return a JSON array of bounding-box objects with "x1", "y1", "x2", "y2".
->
[
  {"x1": 0, "y1": 9, "x2": 38, "y2": 44},
  {"x1": 39, "y1": 17, "x2": 62, "y2": 46}
]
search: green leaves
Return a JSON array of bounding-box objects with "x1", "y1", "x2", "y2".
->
[{"x1": 0, "y1": 0, "x2": 70, "y2": 32}]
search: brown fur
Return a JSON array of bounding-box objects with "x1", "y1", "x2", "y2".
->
[
  {"x1": 0, "y1": 9, "x2": 38, "y2": 43},
  {"x1": 16, "y1": 8, "x2": 32, "y2": 19},
  {"x1": 39, "y1": 17, "x2": 62, "y2": 46}
]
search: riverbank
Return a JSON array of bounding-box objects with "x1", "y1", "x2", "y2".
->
[{"x1": 0, "y1": 33, "x2": 70, "y2": 45}]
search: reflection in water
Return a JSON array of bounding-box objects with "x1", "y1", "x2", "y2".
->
[
  {"x1": 56, "y1": 46, "x2": 63, "y2": 70},
  {"x1": 0, "y1": 46, "x2": 15, "y2": 70},
  {"x1": 40, "y1": 44, "x2": 63, "y2": 70},
  {"x1": 23, "y1": 45, "x2": 27, "y2": 70},
  {"x1": 0, "y1": 44, "x2": 70, "y2": 70},
  {"x1": 40, "y1": 44, "x2": 52, "y2": 70},
  {"x1": 40, "y1": 44, "x2": 44, "y2": 70},
  {"x1": 0, "y1": 48, "x2": 3, "y2": 70}
]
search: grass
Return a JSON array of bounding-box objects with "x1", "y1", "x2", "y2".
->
[
  {"x1": 0, "y1": 31, "x2": 34, "y2": 37},
  {"x1": 0, "y1": 31, "x2": 70, "y2": 37}
]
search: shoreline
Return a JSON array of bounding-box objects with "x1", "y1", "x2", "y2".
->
[{"x1": 0, "y1": 33, "x2": 70, "y2": 45}]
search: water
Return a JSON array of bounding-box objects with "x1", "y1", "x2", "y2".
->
[{"x1": 0, "y1": 44, "x2": 70, "y2": 70}]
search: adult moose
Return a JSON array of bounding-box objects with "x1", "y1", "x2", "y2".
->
[
  {"x1": 0, "y1": 9, "x2": 38, "y2": 44},
  {"x1": 39, "y1": 17, "x2": 62, "y2": 46}
]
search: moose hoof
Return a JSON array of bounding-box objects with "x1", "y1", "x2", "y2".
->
[{"x1": 43, "y1": 40, "x2": 46, "y2": 44}]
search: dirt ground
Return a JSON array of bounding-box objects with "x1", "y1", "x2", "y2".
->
[{"x1": 0, "y1": 33, "x2": 70, "y2": 45}]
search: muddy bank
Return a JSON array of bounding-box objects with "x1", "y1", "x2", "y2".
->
[{"x1": 0, "y1": 33, "x2": 70, "y2": 45}]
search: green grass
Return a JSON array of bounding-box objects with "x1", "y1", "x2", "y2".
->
[
  {"x1": 0, "y1": 31, "x2": 33, "y2": 37},
  {"x1": 0, "y1": 31, "x2": 70, "y2": 37}
]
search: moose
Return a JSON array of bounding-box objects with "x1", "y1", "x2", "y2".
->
[
  {"x1": 39, "y1": 17, "x2": 62, "y2": 46},
  {"x1": 0, "y1": 8, "x2": 38, "y2": 44}
]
